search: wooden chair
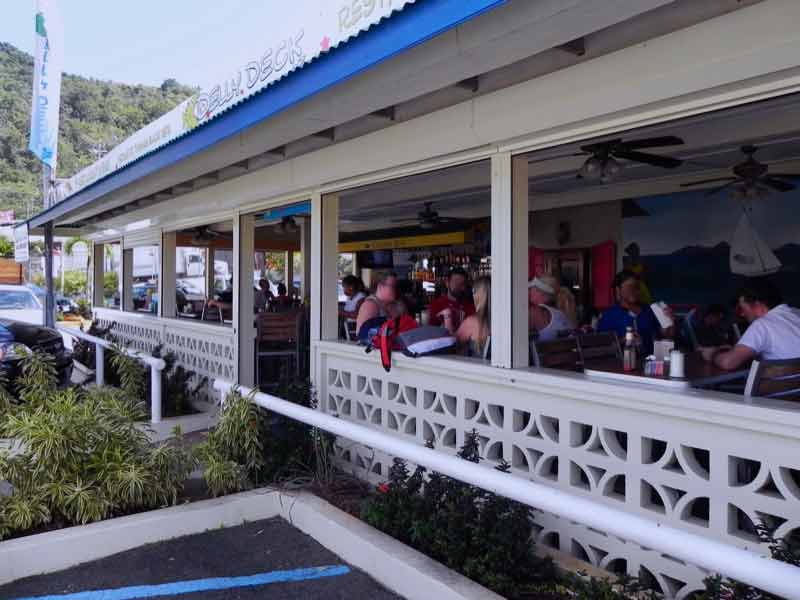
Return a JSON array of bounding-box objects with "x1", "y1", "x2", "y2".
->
[
  {"x1": 577, "y1": 331, "x2": 622, "y2": 363},
  {"x1": 255, "y1": 310, "x2": 302, "y2": 387},
  {"x1": 531, "y1": 337, "x2": 581, "y2": 371},
  {"x1": 744, "y1": 358, "x2": 800, "y2": 401}
]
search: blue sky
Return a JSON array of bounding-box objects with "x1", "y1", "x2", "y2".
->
[{"x1": 1, "y1": 1, "x2": 286, "y2": 88}]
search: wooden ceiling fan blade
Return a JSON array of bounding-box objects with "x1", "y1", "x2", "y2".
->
[
  {"x1": 681, "y1": 176, "x2": 737, "y2": 187},
  {"x1": 766, "y1": 173, "x2": 800, "y2": 180},
  {"x1": 761, "y1": 177, "x2": 796, "y2": 192},
  {"x1": 613, "y1": 149, "x2": 683, "y2": 169},
  {"x1": 620, "y1": 135, "x2": 685, "y2": 150}
]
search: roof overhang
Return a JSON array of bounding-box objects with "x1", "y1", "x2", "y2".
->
[{"x1": 29, "y1": 0, "x2": 511, "y2": 229}]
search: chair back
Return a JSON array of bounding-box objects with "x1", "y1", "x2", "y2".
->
[
  {"x1": 531, "y1": 336, "x2": 581, "y2": 371},
  {"x1": 577, "y1": 331, "x2": 621, "y2": 362},
  {"x1": 744, "y1": 358, "x2": 800, "y2": 401},
  {"x1": 343, "y1": 318, "x2": 358, "y2": 341},
  {"x1": 257, "y1": 310, "x2": 301, "y2": 343}
]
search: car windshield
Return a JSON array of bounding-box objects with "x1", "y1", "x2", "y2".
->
[{"x1": 0, "y1": 291, "x2": 39, "y2": 309}]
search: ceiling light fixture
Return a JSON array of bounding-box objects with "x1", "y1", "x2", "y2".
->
[{"x1": 578, "y1": 156, "x2": 603, "y2": 179}]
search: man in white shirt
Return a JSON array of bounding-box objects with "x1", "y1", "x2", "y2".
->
[{"x1": 701, "y1": 280, "x2": 800, "y2": 370}]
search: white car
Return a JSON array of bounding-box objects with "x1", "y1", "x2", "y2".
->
[{"x1": 0, "y1": 285, "x2": 43, "y2": 326}]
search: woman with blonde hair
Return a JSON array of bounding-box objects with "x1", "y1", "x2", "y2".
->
[
  {"x1": 528, "y1": 275, "x2": 575, "y2": 341},
  {"x1": 456, "y1": 276, "x2": 491, "y2": 358}
]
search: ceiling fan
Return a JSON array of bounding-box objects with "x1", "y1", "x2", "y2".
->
[
  {"x1": 681, "y1": 145, "x2": 798, "y2": 198},
  {"x1": 190, "y1": 226, "x2": 230, "y2": 244},
  {"x1": 272, "y1": 216, "x2": 300, "y2": 234},
  {"x1": 531, "y1": 135, "x2": 685, "y2": 182},
  {"x1": 390, "y1": 202, "x2": 463, "y2": 230}
]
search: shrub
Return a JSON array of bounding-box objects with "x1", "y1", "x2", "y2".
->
[
  {"x1": 60, "y1": 270, "x2": 88, "y2": 297},
  {"x1": 361, "y1": 431, "x2": 556, "y2": 598},
  {"x1": 0, "y1": 353, "x2": 196, "y2": 539},
  {"x1": 196, "y1": 381, "x2": 334, "y2": 496},
  {"x1": 152, "y1": 345, "x2": 207, "y2": 418}
]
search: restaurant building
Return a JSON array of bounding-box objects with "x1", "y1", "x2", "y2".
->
[{"x1": 27, "y1": 1, "x2": 800, "y2": 596}]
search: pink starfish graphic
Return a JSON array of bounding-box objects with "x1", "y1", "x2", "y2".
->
[{"x1": 320, "y1": 36, "x2": 331, "y2": 52}]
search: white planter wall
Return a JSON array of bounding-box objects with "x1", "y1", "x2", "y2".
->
[{"x1": 314, "y1": 340, "x2": 800, "y2": 599}]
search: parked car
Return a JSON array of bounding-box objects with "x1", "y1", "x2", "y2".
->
[
  {"x1": 0, "y1": 318, "x2": 72, "y2": 385},
  {"x1": 0, "y1": 284, "x2": 43, "y2": 325}
]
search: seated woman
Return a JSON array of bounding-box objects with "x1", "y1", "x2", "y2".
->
[
  {"x1": 340, "y1": 275, "x2": 366, "y2": 318},
  {"x1": 455, "y1": 276, "x2": 491, "y2": 358},
  {"x1": 355, "y1": 272, "x2": 398, "y2": 334},
  {"x1": 597, "y1": 270, "x2": 674, "y2": 356},
  {"x1": 528, "y1": 275, "x2": 574, "y2": 342}
]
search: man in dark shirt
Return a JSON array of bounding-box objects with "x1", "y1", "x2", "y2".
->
[
  {"x1": 597, "y1": 270, "x2": 673, "y2": 356},
  {"x1": 428, "y1": 267, "x2": 475, "y2": 333}
]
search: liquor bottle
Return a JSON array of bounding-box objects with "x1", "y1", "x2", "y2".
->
[{"x1": 623, "y1": 326, "x2": 637, "y2": 372}]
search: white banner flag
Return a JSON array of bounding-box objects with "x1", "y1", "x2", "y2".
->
[{"x1": 28, "y1": 0, "x2": 64, "y2": 170}]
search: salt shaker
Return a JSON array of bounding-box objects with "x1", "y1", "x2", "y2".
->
[{"x1": 669, "y1": 349, "x2": 685, "y2": 378}]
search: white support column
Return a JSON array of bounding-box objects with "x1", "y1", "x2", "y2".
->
[
  {"x1": 92, "y1": 243, "x2": 104, "y2": 308},
  {"x1": 490, "y1": 153, "x2": 529, "y2": 369},
  {"x1": 300, "y1": 217, "x2": 312, "y2": 302},
  {"x1": 285, "y1": 250, "x2": 294, "y2": 296},
  {"x1": 236, "y1": 213, "x2": 256, "y2": 387},
  {"x1": 161, "y1": 232, "x2": 176, "y2": 318},
  {"x1": 310, "y1": 192, "x2": 338, "y2": 385},
  {"x1": 122, "y1": 249, "x2": 134, "y2": 312}
]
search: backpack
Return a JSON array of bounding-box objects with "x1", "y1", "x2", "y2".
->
[{"x1": 362, "y1": 315, "x2": 418, "y2": 372}]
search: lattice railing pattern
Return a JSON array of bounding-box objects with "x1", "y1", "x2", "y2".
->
[
  {"x1": 94, "y1": 311, "x2": 236, "y2": 392},
  {"x1": 316, "y1": 344, "x2": 800, "y2": 600}
]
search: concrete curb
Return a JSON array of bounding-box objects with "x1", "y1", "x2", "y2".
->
[
  {"x1": 0, "y1": 489, "x2": 280, "y2": 586},
  {"x1": 274, "y1": 491, "x2": 504, "y2": 600},
  {"x1": 0, "y1": 488, "x2": 501, "y2": 600}
]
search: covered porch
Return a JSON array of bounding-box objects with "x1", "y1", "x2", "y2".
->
[{"x1": 26, "y1": 1, "x2": 800, "y2": 597}]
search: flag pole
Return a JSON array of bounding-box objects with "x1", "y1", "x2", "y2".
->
[{"x1": 43, "y1": 163, "x2": 55, "y2": 328}]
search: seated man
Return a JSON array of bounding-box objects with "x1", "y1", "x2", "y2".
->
[
  {"x1": 429, "y1": 267, "x2": 475, "y2": 334},
  {"x1": 597, "y1": 270, "x2": 674, "y2": 356},
  {"x1": 206, "y1": 276, "x2": 233, "y2": 319},
  {"x1": 701, "y1": 279, "x2": 800, "y2": 370}
]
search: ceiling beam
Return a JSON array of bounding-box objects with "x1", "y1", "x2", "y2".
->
[
  {"x1": 455, "y1": 76, "x2": 480, "y2": 93},
  {"x1": 558, "y1": 37, "x2": 586, "y2": 57},
  {"x1": 370, "y1": 106, "x2": 396, "y2": 121},
  {"x1": 172, "y1": 182, "x2": 194, "y2": 195},
  {"x1": 311, "y1": 127, "x2": 336, "y2": 142}
]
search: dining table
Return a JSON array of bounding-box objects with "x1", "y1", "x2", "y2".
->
[{"x1": 583, "y1": 352, "x2": 751, "y2": 391}]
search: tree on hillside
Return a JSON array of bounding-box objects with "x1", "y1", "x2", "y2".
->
[{"x1": 0, "y1": 42, "x2": 196, "y2": 218}]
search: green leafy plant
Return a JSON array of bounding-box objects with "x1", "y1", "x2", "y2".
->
[
  {"x1": 109, "y1": 343, "x2": 147, "y2": 403},
  {"x1": 152, "y1": 345, "x2": 206, "y2": 417},
  {"x1": 0, "y1": 353, "x2": 197, "y2": 539}
]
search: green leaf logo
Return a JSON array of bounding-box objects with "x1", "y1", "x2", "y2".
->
[
  {"x1": 35, "y1": 12, "x2": 47, "y2": 37},
  {"x1": 182, "y1": 96, "x2": 198, "y2": 131}
]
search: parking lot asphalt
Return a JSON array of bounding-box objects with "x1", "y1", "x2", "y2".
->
[{"x1": 0, "y1": 518, "x2": 404, "y2": 600}]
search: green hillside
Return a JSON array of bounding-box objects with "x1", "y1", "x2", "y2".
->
[{"x1": 0, "y1": 41, "x2": 195, "y2": 219}]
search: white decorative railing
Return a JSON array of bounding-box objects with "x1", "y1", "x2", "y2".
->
[
  {"x1": 214, "y1": 378, "x2": 800, "y2": 600},
  {"x1": 93, "y1": 309, "x2": 237, "y2": 399},
  {"x1": 313, "y1": 340, "x2": 800, "y2": 599},
  {"x1": 57, "y1": 326, "x2": 166, "y2": 423}
]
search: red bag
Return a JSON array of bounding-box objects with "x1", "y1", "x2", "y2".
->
[{"x1": 368, "y1": 314, "x2": 418, "y2": 372}]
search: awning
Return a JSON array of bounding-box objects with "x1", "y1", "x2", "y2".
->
[{"x1": 30, "y1": 0, "x2": 507, "y2": 228}]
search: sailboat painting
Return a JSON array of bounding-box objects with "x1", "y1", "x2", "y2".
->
[
  {"x1": 623, "y1": 186, "x2": 800, "y2": 306},
  {"x1": 730, "y1": 212, "x2": 782, "y2": 276}
]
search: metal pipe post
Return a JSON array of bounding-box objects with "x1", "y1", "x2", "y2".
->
[
  {"x1": 43, "y1": 220, "x2": 56, "y2": 328},
  {"x1": 95, "y1": 344, "x2": 104, "y2": 386},
  {"x1": 150, "y1": 364, "x2": 162, "y2": 423}
]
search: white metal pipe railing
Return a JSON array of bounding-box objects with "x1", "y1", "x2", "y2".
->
[
  {"x1": 214, "y1": 379, "x2": 800, "y2": 600},
  {"x1": 58, "y1": 327, "x2": 166, "y2": 423}
]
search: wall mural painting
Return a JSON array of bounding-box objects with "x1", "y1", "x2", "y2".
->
[{"x1": 622, "y1": 185, "x2": 800, "y2": 308}]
